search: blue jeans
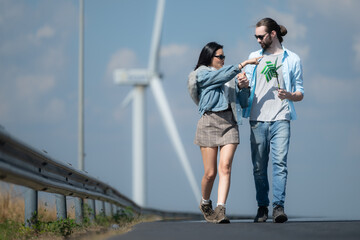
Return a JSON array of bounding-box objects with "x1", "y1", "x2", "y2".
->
[{"x1": 250, "y1": 120, "x2": 290, "y2": 207}]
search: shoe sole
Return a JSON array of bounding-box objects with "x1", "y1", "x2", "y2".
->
[
  {"x1": 206, "y1": 214, "x2": 230, "y2": 224},
  {"x1": 273, "y1": 215, "x2": 288, "y2": 223},
  {"x1": 210, "y1": 218, "x2": 230, "y2": 224},
  {"x1": 254, "y1": 218, "x2": 267, "y2": 223},
  {"x1": 218, "y1": 219, "x2": 230, "y2": 224}
]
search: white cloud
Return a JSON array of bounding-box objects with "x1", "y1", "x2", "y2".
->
[
  {"x1": 160, "y1": 44, "x2": 189, "y2": 57},
  {"x1": 15, "y1": 75, "x2": 56, "y2": 100},
  {"x1": 28, "y1": 25, "x2": 56, "y2": 44},
  {"x1": 159, "y1": 43, "x2": 195, "y2": 76},
  {"x1": 306, "y1": 74, "x2": 360, "y2": 104},
  {"x1": 265, "y1": 8, "x2": 307, "y2": 40},
  {"x1": 0, "y1": 1, "x2": 75, "y2": 126},
  {"x1": 291, "y1": 0, "x2": 360, "y2": 17},
  {"x1": 43, "y1": 98, "x2": 66, "y2": 121},
  {"x1": 0, "y1": 0, "x2": 24, "y2": 28},
  {"x1": 37, "y1": 25, "x2": 55, "y2": 39},
  {"x1": 227, "y1": 40, "x2": 254, "y2": 63},
  {"x1": 37, "y1": 47, "x2": 66, "y2": 71},
  {"x1": 0, "y1": 1, "x2": 74, "y2": 56},
  {"x1": 106, "y1": 49, "x2": 138, "y2": 79},
  {"x1": 0, "y1": 74, "x2": 66, "y2": 124},
  {"x1": 263, "y1": 8, "x2": 309, "y2": 60},
  {"x1": 0, "y1": 34, "x2": 29, "y2": 56},
  {"x1": 290, "y1": 45, "x2": 310, "y2": 61}
]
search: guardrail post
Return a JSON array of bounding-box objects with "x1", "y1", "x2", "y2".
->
[
  {"x1": 75, "y1": 197, "x2": 84, "y2": 224},
  {"x1": 55, "y1": 194, "x2": 67, "y2": 220},
  {"x1": 110, "y1": 203, "x2": 114, "y2": 217},
  {"x1": 87, "y1": 199, "x2": 96, "y2": 222},
  {"x1": 24, "y1": 188, "x2": 38, "y2": 227},
  {"x1": 112, "y1": 204, "x2": 117, "y2": 216},
  {"x1": 105, "y1": 202, "x2": 111, "y2": 217},
  {"x1": 101, "y1": 201, "x2": 106, "y2": 216}
]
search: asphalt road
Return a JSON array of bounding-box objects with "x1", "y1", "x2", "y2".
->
[{"x1": 108, "y1": 219, "x2": 360, "y2": 240}]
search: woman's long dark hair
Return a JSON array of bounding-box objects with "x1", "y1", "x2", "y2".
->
[{"x1": 195, "y1": 42, "x2": 223, "y2": 70}]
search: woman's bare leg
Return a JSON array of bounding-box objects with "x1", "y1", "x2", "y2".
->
[
  {"x1": 200, "y1": 147, "x2": 218, "y2": 200},
  {"x1": 217, "y1": 144, "x2": 237, "y2": 204}
]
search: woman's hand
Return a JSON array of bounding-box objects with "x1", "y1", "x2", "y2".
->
[
  {"x1": 239, "y1": 56, "x2": 263, "y2": 70},
  {"x1": 237, "y1": 72, "x2": 249, "y2": 89},
  {"x1": 246, "y1": 56, "x2": 263, "y2": 65}
]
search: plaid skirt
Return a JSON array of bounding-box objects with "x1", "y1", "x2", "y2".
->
[{"x1": 194, "y1": 108, "x2": 239, "y2": 147}]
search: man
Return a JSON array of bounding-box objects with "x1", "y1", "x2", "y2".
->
[{"x1": 243, "y1": 18, "x2": 304, "y2": 223}]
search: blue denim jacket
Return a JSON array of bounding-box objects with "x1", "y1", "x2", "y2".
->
[
  {"x1": 190, "y1": 64, "x2": 250, "y2": 125},
  {"x1": 243, "y1": 46, "x2": 304, "y2": 120}
]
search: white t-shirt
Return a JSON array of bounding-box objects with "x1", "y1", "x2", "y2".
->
[{"x1": 250, "y1": 53, "x2": 290, "y2": 121}]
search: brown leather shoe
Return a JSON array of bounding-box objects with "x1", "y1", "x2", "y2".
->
[
  {"x1": 199, "y1": 200, "x2": 215, "y2": 222},
  {"x1": 211, "y1": 205, "x2": 230, "y2": 224}
]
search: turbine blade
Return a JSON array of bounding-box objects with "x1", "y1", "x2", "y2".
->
[
  {"x1": 121, "y1": 89, "x2": 135, "y2": 109},
  {"x1": 150, "y1": 76, "x2": 202, "y2": 203},
  {"x1": 148, "y1": 0, "x2": 165, "y2": 73}
]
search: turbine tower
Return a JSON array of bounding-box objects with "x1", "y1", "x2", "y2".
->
[{"x1": 114, "y1": 0, "x2": 201, "y2": 207}]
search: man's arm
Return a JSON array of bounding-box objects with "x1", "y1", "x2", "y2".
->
[{"x1": 278, "y1": 89, "x2": 303, "y2": 101}]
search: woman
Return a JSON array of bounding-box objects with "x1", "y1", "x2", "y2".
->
[{"x1": 188, "y1": 42, "x2": 261, "y2": 223}]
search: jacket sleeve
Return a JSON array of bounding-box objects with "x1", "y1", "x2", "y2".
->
[
  {"x1": 233, "y1": 77, "x2": 250, "y2": 108},
  {"x1": 237, "y1": 87, "x2": 250, "y2": 109},
  {"x1": 197, "y1": 65, "x2": 240, "y2": 90}
]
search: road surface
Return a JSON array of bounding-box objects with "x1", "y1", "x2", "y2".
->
[{"x1": 108, "y1": 219, "x2": 360, "y2": 240}]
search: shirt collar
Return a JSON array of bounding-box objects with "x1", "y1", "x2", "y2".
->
[{"x1": 260, "y1": 45, "x2": 289, "y2": 56}]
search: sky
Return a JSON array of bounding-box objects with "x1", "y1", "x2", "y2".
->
[{"x1": 1, "y1": 0, "x2": 360, "y2": 220}]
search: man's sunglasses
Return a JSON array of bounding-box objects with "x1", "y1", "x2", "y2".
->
[
  {"x1": 214, "y1": 55, "x2": 226, "y2": 60},
  {"x1": 254, "y1": 33, "x2": 268, "y2": 40}
]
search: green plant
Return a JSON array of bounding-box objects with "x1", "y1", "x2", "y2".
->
[
  {"x1": 26, "y1": 211, "x2": 39, "y2": 231},
  {"x1": 113, "y1": 207, "x2": 134, "y2": 223},
  {"x1": 22, "y1": 209, "x2": 78, "y2": 237},
  {"x1": 0, "y1": 198, "x2": 139, "y2": 239},
  {"x1": 0, "y1": 220, "x2": 26, "y2": 240},
  {"x1": 82, "y1": 203, "x2": 94, "y2": 226},
  {"x1": 94, "y1": 212, "x2": 112, "y2": 226},
  {"x1": 50, "y1": 218, "x2": 77, "y2": 236}
]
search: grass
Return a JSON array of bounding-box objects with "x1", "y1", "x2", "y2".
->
[{"x1": 0, "y1": 182, "x2": 159, "y2": 240}]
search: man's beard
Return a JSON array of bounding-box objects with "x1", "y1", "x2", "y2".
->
[{"x1": 261, "y1": 38, "x2": 272, "y2": 51}]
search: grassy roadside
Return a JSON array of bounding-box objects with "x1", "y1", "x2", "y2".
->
[
  {"x1": 0, "y1": 211, "x2": 160, "y2": 240},
  {"x1": 0, "y1": 183, "x2": 161, "y2": 240}
]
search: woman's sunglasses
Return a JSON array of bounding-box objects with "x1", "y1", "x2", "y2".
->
[{"x1": 214, "y1": 55, "x2": 226, "y2": 60}]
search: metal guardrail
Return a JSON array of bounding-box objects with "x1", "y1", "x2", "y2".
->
[
  {"x1": 0, "y1": 126, "x2": 203, "y2": 225},
  {"x1": 0, "y1": 127, "x2": 141, "y2": 211}
]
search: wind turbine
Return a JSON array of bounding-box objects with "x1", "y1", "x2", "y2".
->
[{"x1": 114, "y1": 0, "x2": 201, "y2": 207}]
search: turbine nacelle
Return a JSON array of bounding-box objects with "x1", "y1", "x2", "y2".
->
[{"x1": 114, "y1": 68, "x2": 154, "y2": 86}]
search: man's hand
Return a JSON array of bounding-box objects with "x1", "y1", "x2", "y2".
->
[{"x1": 278, "y1": 89, "x2": 304, "y2": 101}]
